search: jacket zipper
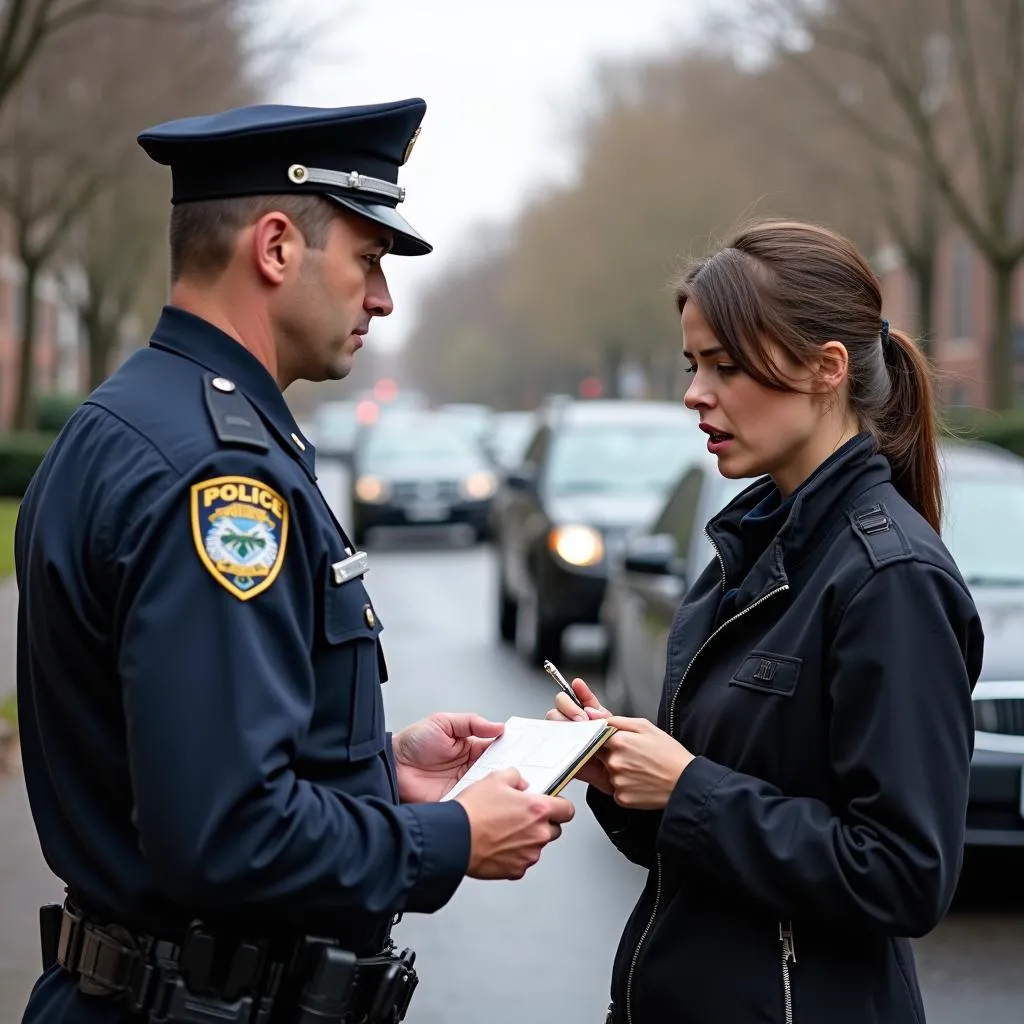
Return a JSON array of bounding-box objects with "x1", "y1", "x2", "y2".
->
[
  {"x1": 780, "y1": 921, "x2": 796, "y2": 1024},
  {"x1": 624, "y1": 852, "x2": 662, "y2": 1023},
  {"x1": 624, "y1": 530, "x2": 789, "y2": 1024}
]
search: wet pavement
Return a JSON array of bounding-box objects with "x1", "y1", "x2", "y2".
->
[{"x1": 1, "y1": 462, "x2": 1022, "y2": 1022}]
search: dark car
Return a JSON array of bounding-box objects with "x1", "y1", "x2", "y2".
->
[
  {"x1": 493, "y1": 400, "x2": 706, "y2": 665},
  {"x1": 350, "y1": 411, "x2": 498, "y2": 544},
  {"x1": 600, "y1": 439, "x2": 1024, "y2": 849}
]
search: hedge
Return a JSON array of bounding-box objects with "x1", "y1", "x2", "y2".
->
[
  {"x1": 943, "y1": 409, "x2": 1024, "y2": 460},
  {"x1": 35, "y1": 392, "x2": 84, "y2": 433},
  {"x1": 0, "y1": 432, "x2": 57, "y2": 497}
]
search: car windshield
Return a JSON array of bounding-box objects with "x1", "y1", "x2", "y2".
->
[
  {"x1": 546, "y1": 422, "x2": 698, "y2": 496},
  {"x1": 943, "y1": 473, "x2": 1024, "y2": 586},
  {"x1": 362, "y1": 419, "x2": 479, "y2": 464},
  {"x1": 490, "y1": 414, "x2": 535, "y2": 466},
  {"x1": 315, "y1": 404, "x2": 358, "y2": 445}
]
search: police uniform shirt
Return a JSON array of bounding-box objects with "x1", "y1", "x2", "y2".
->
[{"x1": 15, "y1": 305, "x2": 471, "y2": 950}]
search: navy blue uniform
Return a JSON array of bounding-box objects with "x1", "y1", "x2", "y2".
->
[{"x1": 16, "y1": 306, "x2": 471, "y2": 1022}]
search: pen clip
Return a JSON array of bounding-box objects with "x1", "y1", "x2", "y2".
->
[{"x1": 543, "y1": 660, "x2": 585, "y2": 709}]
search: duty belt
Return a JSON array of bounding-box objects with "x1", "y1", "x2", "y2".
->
[{"x1": 42, "y1": 902, "x2": 418, "y2": 1024}]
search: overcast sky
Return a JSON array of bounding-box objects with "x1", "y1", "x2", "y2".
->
[{"x1": 267, "y1": 0, "x2": 703, "y2": 352}]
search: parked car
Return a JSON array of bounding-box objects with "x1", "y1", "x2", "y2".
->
[
  {"x1": 350, "y1": 411, "x2": 499, "y2": 544},
  {"x1": 312, "y1": 400, "x2": 361, "y2": 465},
  {"x1": 600, "y1": 439, "x2": 1024, "y2": 849},
  {"x1": 439, "y1": 402, "x2": 495, "y2": 446},
  {"x1": 493, "y1": 399, "x2": 705, "y2": 664}
]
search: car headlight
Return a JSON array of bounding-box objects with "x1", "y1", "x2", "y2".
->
[
  {"x1": 549, "y1": 524, "x2": 604, "y2": 567},
  {"x1": 355, "y1": 475, "x2": 389, "y2": 503},
  {"x1": 460, "y1": 471, "x2": 497, "y2": 500}
]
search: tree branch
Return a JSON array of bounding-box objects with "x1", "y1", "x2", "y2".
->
[
  {"x1": 947, "y1": 0, "x2": 997, "y2": 201},
  {"x1": 0, "y1": 0, "x2": 31, "y2": 86},
  {"x1": 997, "y1": 0, "x2": 1024, "y2": 227},
  {"x1": 777, "y1": 46, "x2": 922, "y2": 164}
]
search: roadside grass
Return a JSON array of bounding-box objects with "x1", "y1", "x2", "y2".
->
[{"x1": 0, "y1": 499, "x2": 17, "y2": 580}]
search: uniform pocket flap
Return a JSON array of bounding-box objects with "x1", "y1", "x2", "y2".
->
[
  {"x1": 324, "y1": 575, "x2": 382, "y2": 644},
  {"x1": 730, "y1": 651, "x2": 801, "y2": 697}
]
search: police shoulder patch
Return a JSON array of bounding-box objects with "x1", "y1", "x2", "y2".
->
[{"x1": 190, "y1": 475, "x2": 289, "y2": 601}]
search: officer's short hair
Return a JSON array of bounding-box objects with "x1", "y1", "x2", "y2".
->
[{"x1": 169, "y1": 194, "x2": 338, "y2": 283}]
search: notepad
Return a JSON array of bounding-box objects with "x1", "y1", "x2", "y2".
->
[{"x1": 442, "y1": 716, "x2": 615, "y2": 801}]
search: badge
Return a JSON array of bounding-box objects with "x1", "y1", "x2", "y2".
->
[
  {"x1": 190, "y1": 475, "x2": 289, "y2": 601},
  {"x1": 402, "y1": 126, "x2": 421, "y2": 165}
]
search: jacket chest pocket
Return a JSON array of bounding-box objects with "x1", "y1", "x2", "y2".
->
[
  {"x1": 729, "y1": 651, "x2": 802, "y2": 697},
  {"x1": 317, "y1": 574, "x2": 386, "y2": 762}
]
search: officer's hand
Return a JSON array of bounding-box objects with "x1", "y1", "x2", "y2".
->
[
  {"x1": 543, "y1": 678, "x2": 614, "y2": 795},
  {"x1": 392, "y1": 713, "x2": 505, "y2": 804},
  {"x1": 455, "y1": 768, "x2": 575, "y2": 880}
]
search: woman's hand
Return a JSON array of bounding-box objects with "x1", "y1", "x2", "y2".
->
[
  {"x1": 598, "y1": 716, "x2": 695, "y2": 810},
  {"x1": 544, "y1": 677, "x2": 614, "y2": 794}
]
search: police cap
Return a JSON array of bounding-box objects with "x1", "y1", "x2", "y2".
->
[{"x1": 137, "y1": 98, "x2": 431, "y2": 256}]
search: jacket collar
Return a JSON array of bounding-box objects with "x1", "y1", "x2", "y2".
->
[
  {"x1": 706, "y1": 432, "x2": 890, "y2": 601},
  {"x1": 149, "y1": 305, "x2": 316, "y2": 478}
]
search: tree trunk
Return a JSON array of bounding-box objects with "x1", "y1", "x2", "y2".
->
[
  {"x1": 989, "y1": 261, "x2": 1016, "y2": 411},
  {"x1": 83, "y1": 306, "x2": 118, "y2": 391},
  {"x1": 912, "y1": 255, "x2": 935, "y2": 363},
  {"x1": 13, "y1": 261, "x2": 40, "y2": 430}
]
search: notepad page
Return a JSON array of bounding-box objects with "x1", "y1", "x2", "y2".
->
[{"x1": 442, "y1": 717, "x2": 608, "y2": 801}]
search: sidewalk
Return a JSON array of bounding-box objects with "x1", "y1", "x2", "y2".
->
[{"x1": 0, "y1": 579, "x2": 63, "y2": 1020}]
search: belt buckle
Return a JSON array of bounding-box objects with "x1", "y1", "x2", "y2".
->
[{"x1": 56, "y1": 905, "x2": 84, "y2": 969}]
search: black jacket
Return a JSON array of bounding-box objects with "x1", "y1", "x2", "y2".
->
[{"x1": 590, "y1": 434, "x2": 983, "y2": 1024}]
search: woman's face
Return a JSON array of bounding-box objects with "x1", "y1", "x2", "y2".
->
[{"x1": 681, "y1": 301, "x2": 837, "y2": 494}]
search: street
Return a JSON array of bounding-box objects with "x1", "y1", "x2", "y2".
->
[{"x1": 0, "y1": 464, "x2": 1022, "y2": 1022}]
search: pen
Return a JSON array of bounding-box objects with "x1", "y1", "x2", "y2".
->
[{"x1": 543, "y1": 660, "x2": 587, "y2": 711}]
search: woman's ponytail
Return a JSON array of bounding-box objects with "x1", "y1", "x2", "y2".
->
[{"x1": 876, "y1": 327, "x2": 942, "y2": 533}]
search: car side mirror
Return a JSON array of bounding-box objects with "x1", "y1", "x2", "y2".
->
[{"x1": 623, "y1": 533, "x2": 683, "y2": 577}]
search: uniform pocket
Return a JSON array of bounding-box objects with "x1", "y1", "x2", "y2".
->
[
  {"x1": 320, "y1": 574, "x2": 386, "y2": 761},
  {"x1": 729, "y1": 651, "x2": 802, "y2": 697}
]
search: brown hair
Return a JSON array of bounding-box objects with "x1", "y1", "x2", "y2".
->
[
  {"x1": 675, "y1": 219, "x2": 941, "y2": 532},
  {"x1": 169, "y1": 194, "x2": 338, "y2": 283}
]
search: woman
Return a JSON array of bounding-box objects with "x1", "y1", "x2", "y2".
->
[{"x1": 549, "y1": 220, "x2": 983, "y2": 1023}]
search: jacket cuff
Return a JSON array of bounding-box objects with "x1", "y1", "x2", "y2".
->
[
  {"x1": 657, "y1": 755, "x2": 732, "y2": 857},
  {"x1": 397, "y1": 800, "x2": 471, "y2": 913},
  {"x1": 586, "y1": 784, "x2": 630, "y2": 832}
]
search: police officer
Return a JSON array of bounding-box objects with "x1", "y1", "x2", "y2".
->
[{"x1": 15, "y1": 98, "x2": 574, "y2": 1024}]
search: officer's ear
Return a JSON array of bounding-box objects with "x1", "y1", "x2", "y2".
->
[{"x1": 250, "y1": 211, "x2": 303, "y2": 286}]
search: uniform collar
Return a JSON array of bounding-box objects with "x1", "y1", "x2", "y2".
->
[{"x1": 149, "y1": 305, "x2": 317, "y2": 477}]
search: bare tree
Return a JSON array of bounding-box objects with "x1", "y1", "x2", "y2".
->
[
  {"x1": 745, "y1": 0, "x2": 1024, "y2": 408},
  {"x1": 64, "y1": 2, "x2": 257, "y2": 390},
  {"x1": 732, "y1": 47, "x2": 944, "y2": 356},
  {"x1": 0, "y1": 2, "x2": 253, "y2": 427},
  {"x1": 501, "y1": 47, "x2": 882, "y2": 395},
  {"x1": 0, "y1": 0, "x2": 227, "y2": 117}
]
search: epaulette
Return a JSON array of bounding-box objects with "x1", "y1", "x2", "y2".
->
[
  {"x1": 848, "y1": 502, "x2": 911, "y2": 566},
  {"x1": 203, "y1": 374, "x2": 269, "y2": 452}
]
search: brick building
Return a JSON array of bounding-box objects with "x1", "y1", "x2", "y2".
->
[
  {"x1": 877, "y1": 234, "x2": 1024, "y2": 410},
  {"x1": 0, "y1": 212, "x2": 83, "y2": 429}
]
